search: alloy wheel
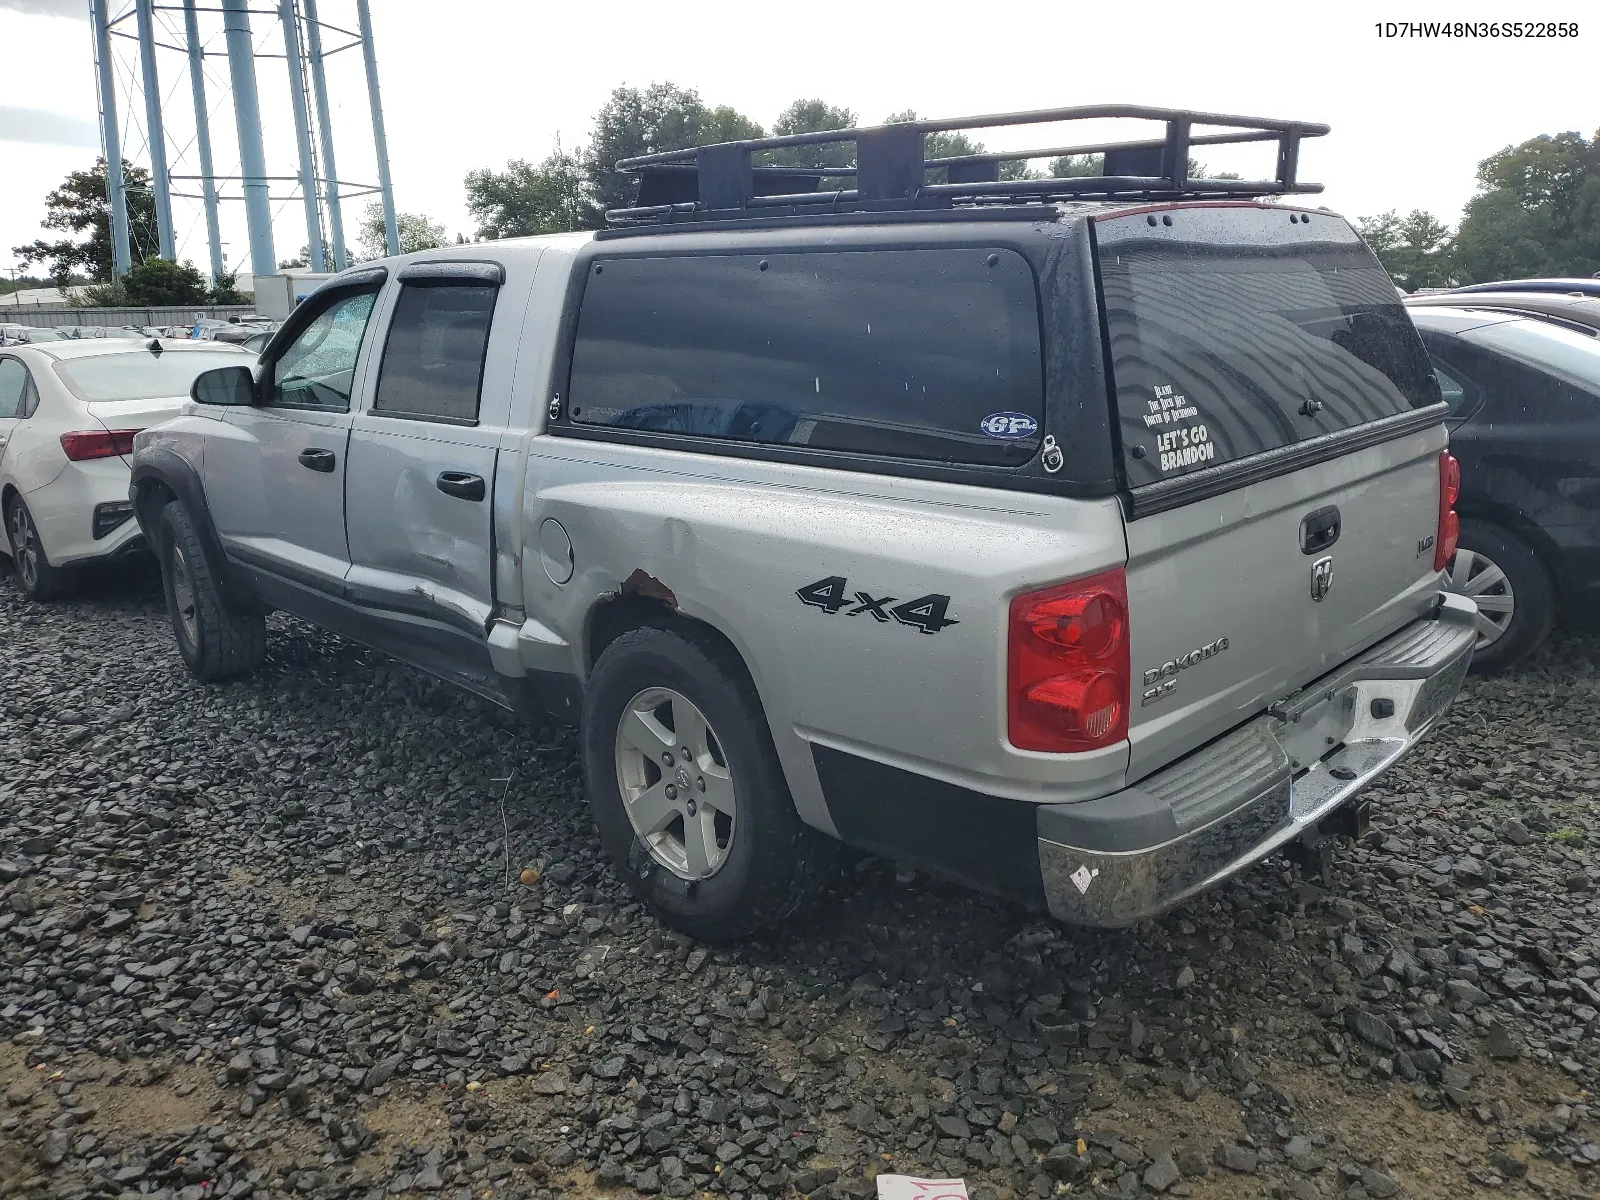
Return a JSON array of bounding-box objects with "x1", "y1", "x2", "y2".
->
[
  {"x1": 1449, "y1": 547, "x2": 1516, "y2": 649},
  {"x1": 613, "y1": 687, "x2": 737, "y2": 881},
  {"x1": 9, "y1": 504, "x2": 38, "y2": 591}
]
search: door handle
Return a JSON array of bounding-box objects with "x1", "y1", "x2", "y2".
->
[
  {"x1": 1299, "y1": 505, "x2": 1341, "y2": 554},
  {"x1": 298, "y1": 447, "x2": 337, "y2": 473},
  {"x1": 436, "y1": 471, "x2": 486, "y2": 502}
]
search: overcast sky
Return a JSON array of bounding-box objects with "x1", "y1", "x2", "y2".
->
[{"x1": 0, "y1": 0, "x2": 1593, "y2": 279}]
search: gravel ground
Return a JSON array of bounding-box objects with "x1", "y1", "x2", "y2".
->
[{"x1": 3, "y1": 566, "x2": 1598, "y2": 1200}]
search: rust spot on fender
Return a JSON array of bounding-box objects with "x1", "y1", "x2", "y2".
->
[{"x1": 621, "y1": 568, "x2": 677, "y2": 608}]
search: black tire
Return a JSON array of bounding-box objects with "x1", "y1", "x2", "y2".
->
[
  {"x1": 582, "y1": 623, "x2": 837, "y2": 941},
  {"x1": 156, "y1": 500, "x2": 266, "y2": 681},
  {"x1": 1449, "y1": 519, "x2": 1555, "y2": 673},
  {"x1": 4, "y1": 494, "x2": 75, "y2": 600}
]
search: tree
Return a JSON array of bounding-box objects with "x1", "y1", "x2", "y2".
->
[
  {"x1": 357, "y1": 203, "x2": 448, "y2": 259},
  {"x1": 1048, "y1": 154, "x2": 1101, "y2": 178},
  {"x1": 73, "y1": 256, "x2": 219, "y2": 307},
  {"x1": 584, "y1": 83, "x2": 765, "y2": 215},
  {"x1": 121, "y1": 257, "x2": 212, "y2": 305},
  {"x1": 11, "y1": 159, "x2": 159, "y2": 286},
  {"x1": 706, "y1": 105, "x2": 765, "y2": 144},
  {"x1": 1355, "y1": 211, "x2": 1401, "y2": 254},
  {"x1": 0, "y1": 273, "x2": 56, "y2": 296},
  {"x1": 1451, "y1": 130, "x2": 1600, "y2": 282},
  {"x1": 210, "y1": 270, "x2": 249, "y2": 305},
  {"x1": 73, "y1": 258, "x2": 247, "y2": 307},
  {"x1": 999, "y1": 160, "x2": 1045, "y2": 182},
  {"x1": 1356, "y1": 210, "x2": 1457, "y2": 290},
  {"x1": 465, "y1": 149, "x2": 591, "y2": 238},
  {"x1": 766, "y1": 100, "x2": 857, "y2": 168}
]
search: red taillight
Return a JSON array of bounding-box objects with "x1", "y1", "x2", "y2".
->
[
  {"x1": 1434, "y1": 451, "x2": 1460, "y2": 571},
  {"x1": 1025, "y1": 590, "x2": 1125, "y2": 657},
  {"x1": 60, "y1": 430, "x2": 138, "y2": 461},
  {"x1": 1008, "y1": 568, "x2": 1130, "y2": 753}
]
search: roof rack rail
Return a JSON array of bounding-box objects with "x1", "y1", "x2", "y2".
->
[{"x1": 604, "y1": 104, "x2": 1329, "y2": 229}]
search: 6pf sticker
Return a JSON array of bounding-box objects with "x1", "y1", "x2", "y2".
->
[{"x1": 980, "y1": 412, "x2": 1038, "y2": 439}]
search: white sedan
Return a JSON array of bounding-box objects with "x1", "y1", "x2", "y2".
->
[{"x1": 0, "y1": 338, "x2": 254, "y2": 599}]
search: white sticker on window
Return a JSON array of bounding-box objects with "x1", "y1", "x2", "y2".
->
[
  {"x1": 1140, "y1": 383, "x2": 1200, "y2": 428},
  {"x1": 1154, "y1": 422, "x2": 1215, "y2": 473},
  {"x1": 1144, "y1": 384, "x2": 1214, "y2": 473}
]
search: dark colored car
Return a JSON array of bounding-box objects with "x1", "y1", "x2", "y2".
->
[
  {"x1": 1449, "y1": 278, "x2": 1600, "y2": 299},
  {"x1": 1409, "y1": 306, "x2": 1600, "y2": 669},
  {"x1": 1405, "y1": 291, "x2": 1600, "y2": 336}
]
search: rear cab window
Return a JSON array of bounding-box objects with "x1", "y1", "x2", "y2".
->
[
  {"x1": 1095, "y1": 206, "x2": 1440, "y2": 490},
  {"x1": 566, "y1": 248, "x2": 1043, "y2": 465},
  {"x1": 373, "y1": 283, "x2": 498, "y2": 424}
]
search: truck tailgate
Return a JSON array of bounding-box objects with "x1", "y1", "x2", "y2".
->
[
  {"x1": 1123, "y1": 425, "x2": 1446, "y2": 780},
  {"x1": 1093, "y1": 204, "x2": 1451, "y2": 782}
]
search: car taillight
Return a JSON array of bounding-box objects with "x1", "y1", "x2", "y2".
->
[
  {"x1": 60, "y1": 430, "x2": 138, "y2": 461},
  {"x1": 1008, "y1": 568, "x2": 1130, "y2": 753},
  {"x1": 1434, "y1": 450, "x2": 1460, "y2": 571}
]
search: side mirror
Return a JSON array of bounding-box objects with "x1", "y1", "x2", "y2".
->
[{"x1": 192, "y1": 364, "x2": 255, "y2": 406}]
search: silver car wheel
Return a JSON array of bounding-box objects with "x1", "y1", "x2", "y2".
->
[
  {"x1": 169, "y1": 542, "x2": 200, "y2": 646},
  {"x1": 613, "y1": 686, "x2": 737, "y2": 881},
  {"x1": 9, "y1": 503, "x2": 38, "y2": 591},
  {"x1": 1449, "y1": 547, "x2": 1516, "y2": 649}
]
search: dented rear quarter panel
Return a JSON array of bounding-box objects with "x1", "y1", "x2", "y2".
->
[{"x1": 515, "y1": 434, "x2": 1131, "y2": 833}]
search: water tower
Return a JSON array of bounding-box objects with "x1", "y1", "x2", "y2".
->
[{"x1": 88, "y1": 0, "x2": 400, "y2": 286}]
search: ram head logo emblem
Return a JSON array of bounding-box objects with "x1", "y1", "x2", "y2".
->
[{"x1": 1310, "y1": 556, "x2": 1334, "y2": 602}]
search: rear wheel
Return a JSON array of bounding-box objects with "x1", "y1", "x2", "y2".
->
[
  {"x1": 156, "y1": 500, "x2": 265, "y2": 681},
  {"x1": 1448, "y1": 520, "x2": 1554, "y2": 672},
  {"x1": 581, "y1": 624, "x2": 837, "y2": 941},
  {"x1": 5, "y1": 496, "x2": 74, "y2": 600}
]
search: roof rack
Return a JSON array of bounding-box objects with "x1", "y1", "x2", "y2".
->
[{"x1": 605, "y1": 104, "x2": 1329, "y2": 229}]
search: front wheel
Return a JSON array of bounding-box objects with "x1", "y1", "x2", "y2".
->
[
  {"x1": 1447, "y1": 520, "x2": 1555, "y2": 672},
  {"x1": 5, "y1": 496, "x2": 74, "y2": 600},
  {"x1": 156, "y1": 500, "x2": 266, "y2": 681},
  {"x1": 581, "y1": 624, "x2": 836, "y2": 941}
]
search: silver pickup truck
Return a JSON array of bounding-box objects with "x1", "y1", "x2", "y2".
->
[{"x1": 130, "y1": 105, "x2": 1475, "y2": 941}]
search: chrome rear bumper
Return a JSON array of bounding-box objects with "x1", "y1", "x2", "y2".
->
[{"x1": 1037, "y1": 592, "x2": 1476, "y2": 926}]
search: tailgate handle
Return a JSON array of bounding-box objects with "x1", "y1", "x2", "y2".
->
[{"x1": 1300, "y1": 506, "x2": 1341, "y2": 554}]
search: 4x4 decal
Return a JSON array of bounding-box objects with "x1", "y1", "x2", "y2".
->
[{"x1": 796, "y1": 576, "x2": 959, "y2": 635}]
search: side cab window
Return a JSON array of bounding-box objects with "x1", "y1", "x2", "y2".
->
[
  {"x1": 563, "y1": 248, "x2": 1043, "y2": 466},
  {"x1": 263, "y1": 287, "x2": 382, "y2": 411},
  {"x1": 371, "y1": 270, "x2": 501, "y2": 425}
]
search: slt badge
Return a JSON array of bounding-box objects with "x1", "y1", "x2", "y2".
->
[{"x1": 1140, "y1": 635, "x2": 1229, "y2": 707}]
